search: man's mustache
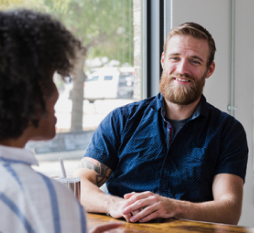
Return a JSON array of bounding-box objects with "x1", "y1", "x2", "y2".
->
[{"x1": 167, "y1": 73, "x2": 195, "y2": 82}]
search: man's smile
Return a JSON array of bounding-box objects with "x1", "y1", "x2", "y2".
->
[
  {"x1": 170, "y1": 76, "x2": 193, "y2": 84},
  {"x1": 174, "y1": 77, "x2": 191, "y2": 82}
]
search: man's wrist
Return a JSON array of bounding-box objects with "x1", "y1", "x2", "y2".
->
[
  {"x1": 106, "y1": 195, "x2": 125, "y2": 215},
  {"x1": 171, "y1": 199, "x2": 192, "y2": 219}
]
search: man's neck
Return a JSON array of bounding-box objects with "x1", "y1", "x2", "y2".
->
[{"x1": 164, "y1": 96, "x2": 201, "y2": 121}]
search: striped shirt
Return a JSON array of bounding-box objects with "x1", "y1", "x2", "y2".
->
[{"x1": 0, "y1": 145, "x2": 87, "y2": 233}]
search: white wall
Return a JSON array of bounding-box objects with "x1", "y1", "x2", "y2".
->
[
  {"x1": 170, "y1": 0, "x2": 254, "y2": 227},
  {"x1": 234, "y1": 0, "x2": 254, "y2": 227}
]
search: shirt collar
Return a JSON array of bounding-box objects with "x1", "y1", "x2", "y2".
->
[
  {"x1": 155, "y1": 93, "x2": 164, "y2": 111},
  {"x1": 159, "y1": 93, "x2": 208, "y2": 120},
  {"x1": 0, "y1": 145, "x2": 38, "y2": 166},
  {"x1": 193, "y1": 94, "x2": 208, "y2": 118}
]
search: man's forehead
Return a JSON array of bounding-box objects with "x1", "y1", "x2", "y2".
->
[{"x1": 165, "y1": 34, "x2": 209, "y2": 58}]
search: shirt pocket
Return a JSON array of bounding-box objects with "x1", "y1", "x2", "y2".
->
[
  {"x1": 121, "y1": 126, "x2": 163, "y2": 157},
  {"x1": 118, "y1": 135, "x2": 164, "y2": 175},
  {"x1": 129, "y1": 136, "x2": 163, "y2": 158},
  {"x1": 191, "y1": 147, "x2": 214, "y2": 160}
]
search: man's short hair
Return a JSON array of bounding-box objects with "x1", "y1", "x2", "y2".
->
[
  {"x1": 0, "y1": 9, "x2": 83, "y2": 140},
  {"x1": 164, "y1": 22, "x2": 216, "y2": 67}
]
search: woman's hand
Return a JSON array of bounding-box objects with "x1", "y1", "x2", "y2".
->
[{"x1": 89, "y1": 222, "x2": 124, "y2": 233}]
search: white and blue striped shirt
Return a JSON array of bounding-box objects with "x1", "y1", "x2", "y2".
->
[{"x1": 0, "y1": 145, "x2": 87, "y2": 233}]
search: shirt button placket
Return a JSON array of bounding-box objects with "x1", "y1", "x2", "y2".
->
[{"x1": 158, "y1": 170, "x2": 171, "y2": 197}]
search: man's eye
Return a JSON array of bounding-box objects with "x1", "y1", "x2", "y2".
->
[
  {"x1": 170, "y1": 57, "x2": 179, "y2": 61},
  {"x1": 191, "y1": 60, "x2": 200, "y2": 64}
]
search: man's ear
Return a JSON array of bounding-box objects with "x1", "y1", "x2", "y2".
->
[
  {"x1": 161, "y1": 52, "x2": 165, "y2": 69},
  {"x1": 206, "y1": 62, "x2": 215, "y2": 79}
]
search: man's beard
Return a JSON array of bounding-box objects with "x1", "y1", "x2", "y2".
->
[{"x1": 159, "y1": 71, "x2": 207, "y2": 105}]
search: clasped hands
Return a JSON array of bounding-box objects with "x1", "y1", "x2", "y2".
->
[{"x1": 120, "y1": 191, "x2": 174, "y2": 223}]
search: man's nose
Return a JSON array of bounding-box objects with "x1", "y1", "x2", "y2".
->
[{"x1": 176, "y1": 59, "x2": 190, "y2": 75}]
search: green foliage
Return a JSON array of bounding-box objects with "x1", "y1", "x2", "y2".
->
[
  {"x1": 60, "y1": 0, "x2": 134, "y2": 66},
  {"x1": 1, "y1": 0, "x2": 134, "y2": 66},
  {"x1": 43, "y1": 0, "x2": 71, "y2": 14},
  {"x1": 0, "y1": 0, "x2": 45, "y2": 10}
]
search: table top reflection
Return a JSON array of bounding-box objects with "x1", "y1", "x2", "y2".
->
[{"x1": 87, "y1": 213, "x2": 254, "y2": 233}]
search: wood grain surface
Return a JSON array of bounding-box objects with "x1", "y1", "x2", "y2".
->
[{"x1": 87, "y1": 213, "x2": 254, "y2": 233}]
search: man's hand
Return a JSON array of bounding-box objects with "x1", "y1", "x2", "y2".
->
[
  {"x1": 122, "y1": 191, "x2": 175, "y2": 223},
  {"x1": 108, "y1": 198, "x2": 132, "y2": 221}
]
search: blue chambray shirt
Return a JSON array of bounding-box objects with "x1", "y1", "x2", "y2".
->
[{"x1": 84, "y1": 93, "x2": 248, "y2": 202}]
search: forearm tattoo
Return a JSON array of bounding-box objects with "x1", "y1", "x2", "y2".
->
[{"x1": 77, "y1": 158, "x2": 112, "y2": 186}]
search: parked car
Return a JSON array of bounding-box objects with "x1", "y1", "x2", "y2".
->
[{"x1": 84, "y1": 67, "x2": 134, "y2": 103}]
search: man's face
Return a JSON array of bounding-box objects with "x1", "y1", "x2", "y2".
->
[{"x1": 160, "y1": 35, "x2": 215, "y2": 105}]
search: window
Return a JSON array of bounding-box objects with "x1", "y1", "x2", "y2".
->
[
  {"x1": 104, "y1": 76, "x2": 113, "y2": 81},
  {"x1": 2, "y1": 0, "x2": 142, "y2": 178},
  {"x1": 87, "y1": 76, "x2": 99, "y2": 82}
]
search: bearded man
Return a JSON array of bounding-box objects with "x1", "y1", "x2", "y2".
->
[{"x1": 75, "y1": 22, "x2": 248, "y2": 225}]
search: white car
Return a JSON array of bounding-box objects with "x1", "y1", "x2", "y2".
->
[{"x1": 84, "y1": 67, "x2": 134, "y2": 103}]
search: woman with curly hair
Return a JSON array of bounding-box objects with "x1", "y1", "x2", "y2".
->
[{"x1": 0, "y1": 9, "x2": 122, "y2": 233}]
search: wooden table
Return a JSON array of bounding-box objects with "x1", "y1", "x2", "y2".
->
[{"x1": 87, "y1": 213, "x2": 254, "y2": 233}]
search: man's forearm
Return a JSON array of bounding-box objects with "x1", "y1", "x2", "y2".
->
[
  {"x1": 75, "y1": 157, "x2": 125, "y2": 215},
  {"x1": 174, "y1": 198, "x2": 241, "y2": 225},
  {"x1": 80, "y1": 178, "x2": 127, "y2": 219},
  {"x1": 123, "y1": 191, "x2": 242, "y2": 225}
]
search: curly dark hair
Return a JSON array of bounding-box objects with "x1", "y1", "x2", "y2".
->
[{"x1": 0, "y1": 9, "x2": 83, "y2": 140}]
